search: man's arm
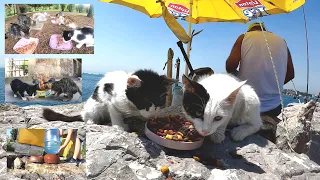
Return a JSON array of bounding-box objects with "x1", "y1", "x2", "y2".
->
[
  {"x1": 284, "y1": 47, "x2": 294, "y2": 84},
  {"x1": 226, "y1": 34, "x2": 245, "y2": 74}
]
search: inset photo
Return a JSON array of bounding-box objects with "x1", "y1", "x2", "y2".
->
[
  {"x1": 5, "y1": 4, "x2": 94, "y2": 54},
  {"x1": 6, "y1": 128, "x2": 86, "y2": 175},
  {"x1": 5, "y1": 58, "x2": 82, "y2": 103}
]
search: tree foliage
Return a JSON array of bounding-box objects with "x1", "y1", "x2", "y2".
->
[{"x1": 87, "y1": 4, "x2": 94, "y2": 18}]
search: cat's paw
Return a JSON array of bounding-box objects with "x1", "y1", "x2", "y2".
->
[
  {"x1": 21, "y1": 97, "x2": 27, "y2": 101},
  {"x1": 76, "y1": 44, "x2": 83, "y2": 49},
  {"x1": 13, "y1": 94, "x2": 17, "y2": 98},
  {"x1": 210, "y1": 132, "x2": 225, "y2": 143},
  {"x1": 231, "y1": 127, "x2": 249, "y2": 141}
]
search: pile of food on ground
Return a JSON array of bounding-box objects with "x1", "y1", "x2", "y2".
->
[
  {"x1": 14, "y1": 41, "x2": 37, "y2": 54},
  {"x1": 147, "y1": 115, "x2": 203, "y2": 142}
]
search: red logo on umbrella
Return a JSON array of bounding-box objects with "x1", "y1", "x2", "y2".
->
[
  {"x1": 235, "y1": 0, "x2": 262, "y2": 8},
  {"x1": 168, "y1": 3, "x2": 190, "y2": 15}
]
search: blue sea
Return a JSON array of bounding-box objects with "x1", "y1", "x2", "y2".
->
[{"x1": 0, "y1": 68, "x2": 304, "y2": 107}]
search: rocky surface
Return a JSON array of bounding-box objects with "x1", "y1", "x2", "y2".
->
[
  {"x1": 0, "y1": 103, "x2": 86, "y2": 180},
  {"x1": 0, "y1": 102, "x2": 320, "y2": 179},
  {"x1": 277, "y1": 102, "x2": 320, "y2": 165}
]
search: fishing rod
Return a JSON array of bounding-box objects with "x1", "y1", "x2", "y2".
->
[{"x1": 302, "y1": 5, "x2": 310, "y2": 95}]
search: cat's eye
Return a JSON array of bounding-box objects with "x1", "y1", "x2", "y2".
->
[
  {"x1": 195, "y1": 111, "x2": 202, "y2": 117},
  {"x1": 214, "y1": 116, "x2": 222, "y2": 121}
]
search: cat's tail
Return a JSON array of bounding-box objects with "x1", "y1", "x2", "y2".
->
[{"x1": 43, "y1": 108, "x2": 83, "y2": 122}]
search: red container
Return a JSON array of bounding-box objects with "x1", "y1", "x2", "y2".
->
[{"x1": 44, "y1": 154, "x2": 60, "y2": 164}]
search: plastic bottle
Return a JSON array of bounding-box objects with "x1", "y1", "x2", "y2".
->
[
  {"x1": 44, "y1": 129, "x2": 61, "y2": 154},
  {"x1": 172, "y1": 84, "x2": 183, "y2": 106}
]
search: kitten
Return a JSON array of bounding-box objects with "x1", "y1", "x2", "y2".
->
[
  {"x1": 56, "y1": 12, "x2": 64, "y2": 18},
  {"x1": 182, "y1": 74, "x2": 263, "y2": 143},
  {"x1": 43, "y1": 69, "x2": 177, "y2": 130},
  {"x1": 58, "y1": 16, "x2": 77, "y2": 29},
  {"x1": 17, "y1": 14, "x2": 31, "y2": 33},
  {"x1": 10, "y1": 79, "x2": 37, "y2": 101},
  {"x1": 6, "y1": 23, "x2": 29, "y2": 40},
  {"x1": 62, "y1": 27, "x2": 94, "y2": 49},
  {"x1": 51, "y1": 78, "x2": 82, "y2": 101}
]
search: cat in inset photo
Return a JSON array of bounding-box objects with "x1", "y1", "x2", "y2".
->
[
  {"x1": 58, "y1": 16, "x2": 77, "y2": 29},
  {"x1": 62, "y1": 27, "x2": 94, "y2": 49},
  {"x1": 5, "y1": 23, "x2": 29, "y2": 40},
  {"x1": 182, "y1": 73, "x2": 263, "y2": 143},
  {"x1": 50, "y1": 78, "x2": 82, "y2": 101},
  {"x1": 10, "y1": 79, "x2": 37, "y2": 101},
  {"x1": 43, "y1": 69, "x2": 177, "y2": 130}
]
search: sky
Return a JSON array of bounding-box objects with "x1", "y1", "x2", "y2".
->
[{"x1": 1, "y1": 0, "x2": 319, "y2": 94}]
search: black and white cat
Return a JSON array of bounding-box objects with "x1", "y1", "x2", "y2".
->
[
  {"x1": 62, "y1": 27, "x2": 94, "y2": 49},
  {"x1": 43, "y1": 69, "x2": 177, "y2": 130},
  {"x1": 10, "y1": 79, "x2": 37, "y2": 101},
  {"x1": 182, "y1": 73, "x2": 263, "y2": 143}
]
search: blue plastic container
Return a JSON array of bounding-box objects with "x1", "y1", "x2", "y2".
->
[
  {"x1": 44, "y1": 129, "x2": 61, "y2": 154},
  {"x1": 172, "y1": 84, "x2": 183, "y2": 106}
]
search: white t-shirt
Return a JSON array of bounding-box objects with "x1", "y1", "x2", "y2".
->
[{"x1": 238, "y1": 31, "x2": 288, "y2": 113}]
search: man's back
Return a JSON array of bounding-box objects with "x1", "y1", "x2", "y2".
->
[{"x1": 238, "y1": 31, "x2": 288, "y2": 112}]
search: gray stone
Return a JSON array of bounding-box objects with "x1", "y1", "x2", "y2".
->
[
  {"x1": 1, "y1": 103, "x2": 320, "y2": 179},
  {"x1": 277, "y1": 101, "x2": 320, "y2": 165}
]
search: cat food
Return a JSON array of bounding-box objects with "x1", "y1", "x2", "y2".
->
[
  {"x1": 13, "y1": 38, "x2": 39, "y2": 54},
  {"x1": 160, "y1": 165, "x2": 169, "y2": 174},
  {"x1": 49, "y1": 34, "x2": 73, "y2": 50},
  {"x1": 147, "y1": 115, "x2": 203, "y2": 142}
]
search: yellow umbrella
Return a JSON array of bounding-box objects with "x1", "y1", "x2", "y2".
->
[{"x1": 100, "y1": 0, "x2": 306, "y2": 74}]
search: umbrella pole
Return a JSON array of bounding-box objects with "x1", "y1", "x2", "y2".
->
[{"x1": 185, "y1": 0, "x2": 193, "y2": 76}]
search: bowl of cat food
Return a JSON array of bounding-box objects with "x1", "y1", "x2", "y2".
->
[
  {"x1": 49, "y1": 34, "x2": 73, "y2": 50},
  {"x1": 13, "y1": 37, "x2": 39, "y2": 54},
  {"x1": 145, "y1": 115, "x2": 204, "y2": 150}
]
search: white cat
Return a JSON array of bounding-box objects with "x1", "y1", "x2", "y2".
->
[{"x1": 181, "y1": 73, "x2": 263, "y2": 143}]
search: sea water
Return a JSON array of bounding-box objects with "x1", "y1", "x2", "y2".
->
[{"x1": 44, "y1": 129, "x2": 61, "y2": 154}]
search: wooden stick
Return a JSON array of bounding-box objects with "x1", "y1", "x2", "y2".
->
[{"x1": 166, "y1": 48, "x2": 174, "y2": 107}]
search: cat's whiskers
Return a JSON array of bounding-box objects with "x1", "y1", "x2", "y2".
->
[{"x1": 193, "y1": 92, "x2": 206, "y2": 109}]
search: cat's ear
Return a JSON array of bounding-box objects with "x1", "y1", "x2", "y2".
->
[
  {"x1": 225, "y1": 80, "x2": 247, "y2": 104},
  {"x1": 161, "y1": 75, "x2": 178, "y2": 87},
  {"x1": 182, "y1": 74, "x2": 195, "y2": 93},
  {"x1": 127, "y1": 75, "x2": 142, "y2": 88}
]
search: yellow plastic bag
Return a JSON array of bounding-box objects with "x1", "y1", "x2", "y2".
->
[
  {"x1": 17, "y1": 129, "x2": 45, "y2": 147},
  {"x1": 59, "y1": 138, "x2": 75, "y2": 159}
]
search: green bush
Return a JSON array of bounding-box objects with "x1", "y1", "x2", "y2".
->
[
  {"x1": 67, "y1": 4, "x2": 75, "y2": 12},
  {"x1": 6, "y1": 140, "x2": 15, "y2": 152},
  {"x1": 5, "y1": 7, "x2": 14, "y2": 17},
  {"x1": 78, "y1": 4, "x2": 85, "y2": 13},
  {"x1": 19, "y1": 5, "x2": 27, "y2": 13},
  {"x1": 61, "y1": 4, "x2": 66, "y2": 11}
]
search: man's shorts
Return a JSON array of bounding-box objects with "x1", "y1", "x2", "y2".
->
[{"x1": 62, "y1": 129, "x2": 86, "y2": 142}]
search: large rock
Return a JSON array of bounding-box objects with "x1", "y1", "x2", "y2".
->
[
  {"x1": 277, "y1": 101, "x2": 320, "y2": 165},
  {"x1": 1, "y1": 103, "x2": 320, "y2": 179},
  {"x1": 86, "y1": 125, "x2": 320, "y2": 180},
  {"x1": 0, "y1": 103, "x2": 86, "y2": 180}
]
